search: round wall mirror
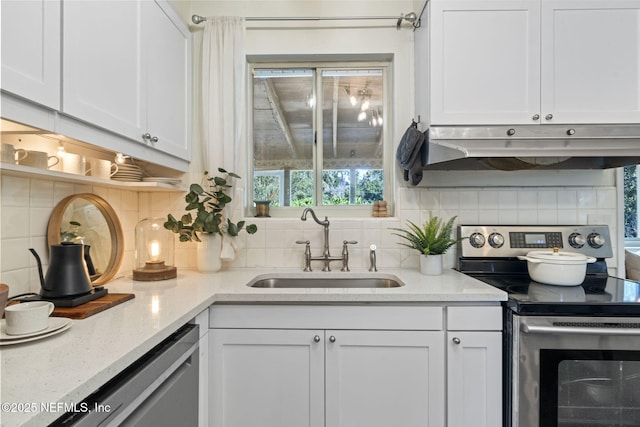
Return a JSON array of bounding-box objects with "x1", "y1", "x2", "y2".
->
[{"x1": 47, "y1": 193, "x2": 124, "y2": 285}]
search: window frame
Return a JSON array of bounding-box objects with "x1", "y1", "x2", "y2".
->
[{"x1": 246, "y1": 58, "x2": 393, "y2": 218}]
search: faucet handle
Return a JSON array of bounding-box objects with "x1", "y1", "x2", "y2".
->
[
  {"x1": 343, "y1": 240, "x2": 358, "y2": 245},
  {"x1": 297, "y1": 240, "x2": 312, "y2": 272}
]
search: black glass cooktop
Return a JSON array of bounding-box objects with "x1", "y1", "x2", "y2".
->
[{"x1": 468, "y1": 273, "x2": 640, "y2": 315}]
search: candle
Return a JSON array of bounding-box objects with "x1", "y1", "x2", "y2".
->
[{"x1": 150, "y1": 240, "x2": 161, "y2": 261}]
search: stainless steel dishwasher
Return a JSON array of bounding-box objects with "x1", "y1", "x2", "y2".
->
[{"x1": 52, "y1": 323, "x2": 199, "y2": 426}]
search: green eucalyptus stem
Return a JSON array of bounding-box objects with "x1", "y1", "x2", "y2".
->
[{"x1": 164, "y1": 168, "x2": 257, "y2": 242}]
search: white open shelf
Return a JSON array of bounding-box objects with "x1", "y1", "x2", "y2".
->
[{"x1": 0, "y1": 162, "x2": 187, "y2": 192}]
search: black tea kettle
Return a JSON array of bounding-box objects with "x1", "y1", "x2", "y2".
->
[{"x1": 29, "y1": 244, "x2": 93, "y2": 298}]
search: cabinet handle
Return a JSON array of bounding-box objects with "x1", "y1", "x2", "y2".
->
[
  {"x1": 506, "y1": 128, "x2": 516, "y2": 136},
  {"x1": 329, "y1": 335, "x2": 336, "y2": 343},
  {"x1": 532, "y1": 114, "x2": 540, "y2": 121},
  {"x1": 545, "y1": 114, "x2": 553, "y2": 121},
  {"x1": 566, "y1": 128, "x2": 575, "y2": 136},
  {"x1": 142, "y1": 133, "x2": 151, "y2": 140},
  {"x1": 314, "y1": 335, "x2": 321, "y2": 343},
  {"x1": 452, "y1": 337, "x2": 461, "y2": 345},
  {"x1": 150, "y1": 136, "x2": 159, "y2": 143}
]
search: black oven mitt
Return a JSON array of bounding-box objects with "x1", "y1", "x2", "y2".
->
[{"x1": 396, "y1": 123, "x2": 428, "y2": 185}]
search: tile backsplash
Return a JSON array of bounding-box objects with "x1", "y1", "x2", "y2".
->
[
  {"x1": 0, "y1": 175, "x2": 140, "y2": 297},
  {"x1": 0, "y1": 173, "x2": 617, "y2": 297}
]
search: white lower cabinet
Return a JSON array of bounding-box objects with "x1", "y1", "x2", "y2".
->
[
  {"x1": 325, "y1": 329, "x2": 445, "y2": 427},
  {"x1": 447, "y1": 306, "x2": 503, "y2": 427},
  {"x1": 208, "y1": 304, "x2": 500, "y2": 427}
]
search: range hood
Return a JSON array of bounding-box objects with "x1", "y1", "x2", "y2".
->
[{"x1": 423, "y1": 124, "x2": 640, "y2": 170}]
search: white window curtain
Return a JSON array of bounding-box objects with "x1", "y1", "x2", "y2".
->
[{"x1": 201, "y1": 16, "x2": 246, "y2": 261}]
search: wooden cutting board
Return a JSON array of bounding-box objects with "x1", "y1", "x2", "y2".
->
[{"x1": 52, "y1": 293, "x2": 135, "y2": 319}]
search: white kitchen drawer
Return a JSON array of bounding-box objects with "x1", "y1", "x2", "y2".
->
[
  {"x1": 210, "y1": 304, "x2": 444, "y2": 331},
  {"x1": 447, "y1": 306, "x2": 502, "y2": 331}
]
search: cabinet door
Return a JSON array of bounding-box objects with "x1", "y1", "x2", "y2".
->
[
  {"x1": 143, "y1": 1, "x2": 190, "y2": 160},
  {"x1": 62, "y1": 0, "x2": 144, "y2": 142},
  {"x1": 430, "y1": 0, "x2": 541, "y2": 125},
  {"x1": 541, "y1": 0, "x2": 640, "y2": 124},
  {"x1": 209, "y1": 329, "x2": 325, "y2": 427},
  {"x1": 447, "y1": 331, "x2": 502, "y2": 427},
  {"x1": 325, "y1": 330, "x2": 445, "y2": 427},
  {"x1": 1, "y1": 0, "x2": 60, "y2": 109}
]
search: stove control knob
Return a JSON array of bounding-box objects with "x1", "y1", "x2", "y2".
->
[
  {"x1": 469, "y1": 232, "x2": 486, "y2": 248},
  {"x1": 587, "y1": 232, "x2": 605, "y2": 248},
  {"x1": 488, "y1": 232, "x2": 505, "y2": 248},
  {"x1": 568, "y1": 232, "x2": 586, "y2": 248}
]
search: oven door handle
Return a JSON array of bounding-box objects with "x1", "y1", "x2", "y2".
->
[{"x1": 522, "y1": 324, "x2": 640, "y2": 336}]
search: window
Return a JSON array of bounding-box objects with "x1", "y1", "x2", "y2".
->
[
  {"x1": 250, "y1": 62, "x2": 390, "y2": 213},
  {"x1": 625, "y1": 165, "x2": 639, "y2": 249}
]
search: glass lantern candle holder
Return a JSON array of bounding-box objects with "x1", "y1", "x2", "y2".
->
[{"x1": 133, "y1": 217, "x2": 177, "y2": 281}]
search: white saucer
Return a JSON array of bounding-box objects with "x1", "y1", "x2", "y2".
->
[{"x1": 0, "y1": 317, "x2": 72, "y2": 341}]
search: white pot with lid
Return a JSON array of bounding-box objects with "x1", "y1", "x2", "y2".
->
[{"x1": 517, "y1": 247, "x2": 597, "y2": 286}]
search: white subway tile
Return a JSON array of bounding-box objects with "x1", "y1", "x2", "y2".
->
[
  {"x1": 2, "y1": 207, "x2": 29, "y2": 238},
  {"x1": 518, "y1": 191, "x2": 538, "y2": 210},
  {"x1": 557, "y1": 190, "x2": 577, "y2": 209},
  {"x1": 30, "y1": 179, "x2": 54, "y2": 208},
  {"x1": 498, "y1": 191, "x2": 518, "y2": 209},
  {"x1": 1, "y1": 238, "x2": 30, "y2": 271},
  {"x1": 537, "y1": 191, "x2": 557, "y2": 210},
  {"x1": 459, "y1": 191, "x2": 479, "y2": 210},
  {"x1": 577, "y1": 189, "x2": 597, "y2": 209},
  {"x1": 1, "y1": 176, "x2": 30, "y2": 207},
  {"x1": 478, "y1": 192, "x2": 498, "y2": 212},
  {"x1": 597, "y1": 188, "x2": 616, "y2": 209},
  {"x1": 440, "y1": 190, "x2": 460, "y2": 210}
]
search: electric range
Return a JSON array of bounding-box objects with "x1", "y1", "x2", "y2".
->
[{"x1": 457, "y1": 225, "x2": 640, "y2": 427}]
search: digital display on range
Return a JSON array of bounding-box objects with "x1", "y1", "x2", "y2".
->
[{"x1": 525, "y1": 233, "x2": 546, "y2": 245}]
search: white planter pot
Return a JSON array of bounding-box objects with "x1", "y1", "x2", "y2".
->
[
  {"x1": 420, "y1": 254, "x2": 442, "y2": 276},
  {"x1": 197, "y1": 233, "x2": 222, "y2": 272}
]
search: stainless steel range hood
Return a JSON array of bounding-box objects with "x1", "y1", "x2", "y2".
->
[{"x1": 423, "y1": 124, "x2": 640, "y2": 170}]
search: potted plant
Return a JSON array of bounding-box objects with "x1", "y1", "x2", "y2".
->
[
  {"x1": 391, "y1": 213, "x2": 463, "y2": 275},
  {"x1": 164, "y1": 168, "x2": 257, "y2": 272}
]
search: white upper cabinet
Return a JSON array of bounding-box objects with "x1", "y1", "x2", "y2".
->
[
  {"x1": 430, "y1": 0, "x2": 541, "y2": 125},
  {"x1": 428, "y1": 0, "x2": 640, "y2": 125},
  {"x1": 1, "y1": 0, "x2": 61, "y2": 109},
  {"x1": 63, "y1": 1, "x2": 143, "y2": 140},
  {"x1": 541, "y1": 0, "x2": 640, "y2": 124},
  {"x1": 63, "y1": 0, "x2": 189, "y2": 160},
  {"x1": 143, "y1": 1, "x2": 190, "y2": 160}
]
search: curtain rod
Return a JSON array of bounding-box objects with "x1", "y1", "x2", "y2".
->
[{"x1": 191, "y1": 13, "x2": 418, "y2": 29}]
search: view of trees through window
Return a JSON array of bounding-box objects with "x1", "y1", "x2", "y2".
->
[
  {"x1": 252, "y1": 63, "x2": 387, "y2": 208},
  {"x1": 625, "y1": 165, "x2": 638, "y2": 238},
  {"x1": 254, "y1": 169, "x2": 383, "y2": 207}
]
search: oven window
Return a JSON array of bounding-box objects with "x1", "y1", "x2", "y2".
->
[{"x1": 540, "y1": 350, "x2": 640, "y2": 427}]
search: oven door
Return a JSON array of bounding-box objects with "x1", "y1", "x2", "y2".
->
[{"x1": 512, "y1": 315, "x2": 640, "y2": 427}]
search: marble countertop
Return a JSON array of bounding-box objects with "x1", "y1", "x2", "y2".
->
[{"x1": 0, "y1": 268, "x2": 506, "y2": 427}]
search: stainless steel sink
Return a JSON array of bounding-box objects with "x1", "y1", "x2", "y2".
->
[{"x1": 248, "y1": 276, "x2": 404, "y2": 288}]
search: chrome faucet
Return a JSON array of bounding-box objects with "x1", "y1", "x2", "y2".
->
[{"x1": 300, "y1": 208, "x2": 357, "y2": 271}]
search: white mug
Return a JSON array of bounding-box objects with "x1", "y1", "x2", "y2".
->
[
  {"x1": 1, "y1": 144, "x2": 27, "y2": 164},
  {"x1": 18, "y1": 150, "x2": 60, "y2": 169},
  {"x1": 61, "y1": 153, "x2": 86, "y2": 175},
  {"x1": 4, "y1": 301, "x2": 55, "y2": 335},
  {"x1": 86, "y1": 158, "x2": 119, "y2": 179}
]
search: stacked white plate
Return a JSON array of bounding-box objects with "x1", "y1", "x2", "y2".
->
[
  {"x1": 0, "y1": 317, "x2": 72, "y2": 345},
  {"x1": 142, "y1": 177, "x2": 182, "y2": 185},
  {"x1": 112, "y1": 163, "x2": 144, "y2": 182}
]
